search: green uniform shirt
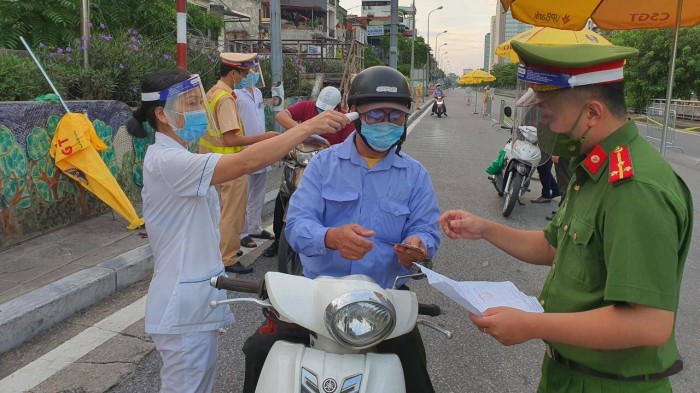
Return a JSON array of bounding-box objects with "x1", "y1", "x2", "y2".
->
[{"x1": 539, "y1": 121, "x2": 693, "y2": 389}]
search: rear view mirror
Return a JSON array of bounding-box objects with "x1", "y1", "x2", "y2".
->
[{"x1": 504, "y1": 106, "x2": 512, "y2": 118}]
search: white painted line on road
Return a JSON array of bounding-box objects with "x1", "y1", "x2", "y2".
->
[
  {"x1": 0, "y1": 219, "x2": 271, "y2": 392},
  {"x1": 407, "y1": 107, "x2": 432, "y2": 136},
  {"x1": 0, "y1": 296, "x2": 147, "y2": 393}
]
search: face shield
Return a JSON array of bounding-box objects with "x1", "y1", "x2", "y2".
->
[
  {"x1": 515, "y1": 63, "x2": 594, "y2": 158},
  {"x1": 141, "y1": 74, "x2": 220, "y2": 141},
  {"x1": 242, "y1": 63, "x2": 265, "y2": 89}
]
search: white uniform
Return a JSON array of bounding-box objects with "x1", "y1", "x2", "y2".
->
[
  {"x1": 142, "y1": 133, "x2": 234, "y2": 392},
  {"x1": 235, "y1": 87, "x2": 270, "y2": 238}
]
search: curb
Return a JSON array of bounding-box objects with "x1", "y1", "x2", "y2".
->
[{"x1": 0, "y1": 104, "x2": 430, "y2": 355}]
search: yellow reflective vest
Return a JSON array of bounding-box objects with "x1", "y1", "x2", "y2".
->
[{"x1": 198, "y1": 90, "x2": 245, "y2": 154}]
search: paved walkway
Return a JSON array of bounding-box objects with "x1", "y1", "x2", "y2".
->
[{"x1": 0, "y1": 166, "x2": 283, "y2": 305}]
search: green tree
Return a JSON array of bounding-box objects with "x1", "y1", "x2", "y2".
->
[
  {"x1": 364, "y1": 47, "x2": 384, "y2": 68},
  {"x1": 0, "y1": 0, "x2": 222, "y2": 50},
  {"x1": 609, "y1": 26, "x2": 700, "y2": 111},
  {"x1": 379, "y1": 34, "x2": 430, "y2": 77},
  {"x1": 490, "y1": 63, "x2": 517, "y2": 89}
]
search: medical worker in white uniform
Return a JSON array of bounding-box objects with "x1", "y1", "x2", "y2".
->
[{"x1": 126, "y1": 68, "x2": 348, "y2": 393}]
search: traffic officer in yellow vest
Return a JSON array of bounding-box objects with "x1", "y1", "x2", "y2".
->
[
  {"x1": 439, "y1": 41, "x2": 693, "y2": 392},
  {"x1": 199, "y1": 53, "x2": 278, "y2": 274}
]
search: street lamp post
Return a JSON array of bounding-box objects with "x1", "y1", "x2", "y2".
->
[
  {"x1": 426, "y1": 6, "x2": 443, "y2": 90},
  {"x1": 436, "y1": 43, "x2": 447, "y2": 83},
  {"x1": 433, "y1": 30, "x2": 447, "y2": 84},
  {"x1": 409, "y1": 0, "x2": 416, "y2": 101}
]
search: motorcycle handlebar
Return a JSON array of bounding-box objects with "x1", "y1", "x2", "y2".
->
[
  {"x1": 210, "y1": 276, "x2": 263, "y2": 295},
  {"x1": 500, "y1": 125, "x2": 512, "y2": 130},
  {"x1": 418, "y1": 303, "x2": 442, "y2": 317}
]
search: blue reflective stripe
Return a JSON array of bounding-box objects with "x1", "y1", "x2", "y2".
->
[{"x1": 517, "y1": 64, "x2": 571, "y2": 88}]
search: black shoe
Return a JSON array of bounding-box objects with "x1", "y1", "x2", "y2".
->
[
  {"x1": 546, "y1": 210, "x2": 557, "y2": 221},
  {"x1": 444, "y1": 113, "x2": 448, "y2": 117},
  {"x1": 262, "y1": 240, "x2": 279, "y2": 258},
  {"x1": 225, "y1": 263, "x2": 254, "y2": 274},
  {"x1": 236, "y1": 250, "x2": 243, "y2": 257}
]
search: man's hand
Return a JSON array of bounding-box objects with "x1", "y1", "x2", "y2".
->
[
  {"x1": 469, "y1": 307, "x2": 535, "y2": 346},
  {"x1": 264, "y1": 131, "x2": 280, "y2": 139},
  {"x1": 551, "y1": 155, "x2": 560, "y2": 164},
  {"x1": 394, "y1": 236, "x2": 428, "y2": 268},
  {"x1": 325, "y1": 224, "x2": 375, "y2": 260},
  {"x1": 438, "y1": 210, "x2": 490, "y2": 240}
]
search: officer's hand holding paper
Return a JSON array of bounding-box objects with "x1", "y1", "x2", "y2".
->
[{"x1": 416, "y1": 264, "x2": 543, "y2": 316}]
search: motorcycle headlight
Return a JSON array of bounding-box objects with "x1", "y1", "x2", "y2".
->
[
  {"x1": 324, "y1": 290, "x2": 396, "y2": 350},
  {"x1": 296, "y1": 150, "x2": 316, "y2": 166}
]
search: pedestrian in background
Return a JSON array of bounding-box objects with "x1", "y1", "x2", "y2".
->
[
  {"x1": 234, "y1": 66, "x2": 276, "y2": 249},
  {"x1": 198, "y1": 53, "x2": 278, "y2": 274}
]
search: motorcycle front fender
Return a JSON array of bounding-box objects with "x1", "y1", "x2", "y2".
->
[{"x1": 257, "y1": 341, "x2": 406, "y2": 393}]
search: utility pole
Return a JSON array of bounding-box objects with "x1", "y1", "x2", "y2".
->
[
  {"x1": 176, "y1": 0, "x2": 187, "y2": 68},
  {"x1": 409, "y1": 0, "x2": 415, "y2": 100},
  {"x1": 270, "y1": 0, "x2": 284, "y2": 131},
  {"x1": 389, "y1": 0, "x2": 398, "y2": 68},
  {"x1": 81, "y1": 0, "x2": 89, "y2": 69}
]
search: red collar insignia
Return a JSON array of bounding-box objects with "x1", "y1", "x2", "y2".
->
[
  {"x1": 231, "y1": 91, "x2": 238, "y2": 100},
  {"x1": 583, "y1": 144, "x2": 607, "y2": 174},
  {"x1": 609, "y1": 145, "x2": 634, "y2": 183}
]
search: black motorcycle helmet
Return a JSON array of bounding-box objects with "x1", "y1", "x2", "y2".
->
[{"x1": 347, "y1": 66, "x2": 412, "y2": 156}]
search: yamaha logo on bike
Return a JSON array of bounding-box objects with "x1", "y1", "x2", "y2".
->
[{"x1": 322, "y1": 378, "x2": 338, "y2": 392}]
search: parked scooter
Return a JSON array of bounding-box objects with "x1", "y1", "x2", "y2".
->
[
  {"x1": 276, "y1": 135, "x2": 329, "y2": 275},
  {"x1": 434, "y1": 96, "x2": 446, "y2": 117},
  {"x1": 210, "y1": 263, "x2": 451, "y2": 393},
  {"x1": 488, "y1": 107, "x2": 544, "y2": 217}
]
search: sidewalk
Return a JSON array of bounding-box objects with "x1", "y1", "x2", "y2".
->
[{"x1": 0, "y1": 102, "x2": 433, "y2": 355}]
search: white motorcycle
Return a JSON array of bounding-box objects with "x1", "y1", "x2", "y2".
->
[
  {"x1": 209, "y1": 265, "x2": 451, "y2": 393},
  {"x1": 489, "y1": 107, "x2": 543, "y2": 217}
]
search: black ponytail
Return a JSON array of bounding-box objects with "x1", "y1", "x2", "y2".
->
[{"x1": 126, "y1": 68, "x2": 191, "y2": 138}]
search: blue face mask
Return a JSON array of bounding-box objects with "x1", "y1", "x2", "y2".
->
[
  {"x1": 360, "y1": 121, "x2": 404, "y2": 152},
  {"x1": 234, "y1": 80, "x2": 245, "y2": 89},
  {"x1": 174, "y1": 110, "x2": 208, "y2": 142}
]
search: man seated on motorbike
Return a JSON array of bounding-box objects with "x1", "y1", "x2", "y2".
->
[
  {"x1": 242, "y1": 66, "x2": 442, "y2": 393},
  {"x1": 262, "y1": 86, "x2": 355, "y2": 257},
  {"x1": 431, "y1": 83, "x2": 447, "y2": 116}
]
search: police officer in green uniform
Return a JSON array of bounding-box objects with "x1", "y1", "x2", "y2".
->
[{"x1": 438, "y1": 41, "x2": 693, "y2": 392}]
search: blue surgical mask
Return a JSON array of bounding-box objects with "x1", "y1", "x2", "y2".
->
[
  {"x1": 360, "y1": 121, "x2": 404, "y2": 152},
  {"x1": 174, "y1": 110, "x2": 208, "y2": 142},
  {"x1": 234, "y1": 80, "x2": 245, "y2": 89}
]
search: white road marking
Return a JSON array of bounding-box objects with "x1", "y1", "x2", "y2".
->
[
  {"x1": 407, "y1": 107, "x2": 432, "y2": 136},
  {"x1": 0, "y1": 222, "x2": 274, "y2": 392},
  {"x1": 0, "y1": 296, "x2": 147, "y2": 393}
]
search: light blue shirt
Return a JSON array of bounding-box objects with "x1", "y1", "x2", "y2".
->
[
  {"x1": 285, "y1": 133, "x2": 441, "y2": 289},
  {"x1": 234, "y1": 86, "x2": 269, "y2": 174}
]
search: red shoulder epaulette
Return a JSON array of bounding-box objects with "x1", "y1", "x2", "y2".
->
[
  {"x1": 609, "y1": 146, "x2": 634, "y2": 183},
  {"x1": 583, "y1": 144, "x2": 607, "y2": 174},
  {"x1": 231, "y1": 91, "x2": 238, "y2": 100}
]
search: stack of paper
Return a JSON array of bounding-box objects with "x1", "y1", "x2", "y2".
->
[{"x1": 417, "y1": 265, "x2": 544, "y2": 316}]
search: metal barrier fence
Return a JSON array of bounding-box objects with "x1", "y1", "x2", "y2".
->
[
  {"x1": 642, "y1": 107, "x2": 683, "y2": 152},
  {"x1": 651, "y1": 99, "x2": 700, "y2": 121}
]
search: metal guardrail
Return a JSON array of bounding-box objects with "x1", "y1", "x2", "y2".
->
[
  {"x1": 651, "y1": 99, "x2": 700, "y2": 121},
  {"x1": 637, "y1": 107, "x2": 684, "y2": 153}
]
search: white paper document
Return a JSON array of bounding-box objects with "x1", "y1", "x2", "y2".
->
[{"x1": 417, "y1": 265, "x2": 544, "y2": 316}]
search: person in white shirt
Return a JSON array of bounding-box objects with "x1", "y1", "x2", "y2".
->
[
  {"x1": 126, "y1": 68, "x2": 349, "y2": 393},
  {"x1": 235, "y1": 72, "x2": 275, "y2": 248}
]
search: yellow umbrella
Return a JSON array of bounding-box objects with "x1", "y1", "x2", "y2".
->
[
  {"x1": 50, "y1": 113, "x2": 144, "y2": 229},
  {"x1": 500, "y1": 0, "x2": 700, "y2": 155},
  {"x1": 495, "y1": 26, "x2": 612, "y2": 62},
  {"x1": 459, "y1": 69, "x2": 496, "y2": 85}
]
